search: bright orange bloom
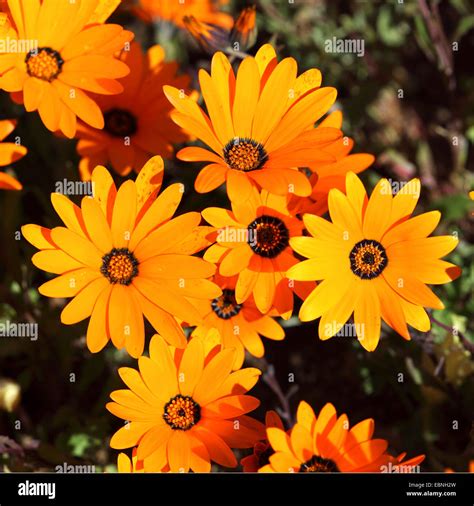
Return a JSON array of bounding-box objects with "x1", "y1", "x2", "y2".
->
[
  {"x1": 289, "y1": 111, "x2": 374, "y2": 216},
  {"x1": 287, "y1": 172, "x2": 461, "y2": 351},
  {"x1": 0, "y1": 0, "x2": 133, "y2": 138},
  {"x1": 241, "y1": 410, "x2": 284, "y2": 472},
  {"x1": 0, "y1": 119, "x2": 26, "y2": 190},
  {"x1": 202, "y1": 188, "x2": 314, "y2": 317},
  {"x1": 76, "y1": 42, "x2": 192, "y2": 180},
  {"x1": 107, "y1": 334, "x2": 264, "y2": 472},
  {"x1": 137, "y1": 0, "x2": 233, "y2": 29},
  {"x1": 191, "y1": 273, "x2": 285, "y2": 368},
  {"x1": 22, "y1": 157, "x2": 219, "y2": 357},
  {"x1": 164, "y1": 44, "x2": 341, "y2": 202},
  {"x1": 259, "y1": 401, "x2": 391, "y2": 473}
]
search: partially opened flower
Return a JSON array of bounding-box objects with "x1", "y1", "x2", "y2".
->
[
  {"x1": 259, "y1": 401, "x2": 391, "y2": 473},
  {"x1": 388, "y1": 452, "x2": 425, "y2": 472},
  {"x1": 137, "y1": 0, "x2": 233, "y2": 29},
  {"x1": 289, "y1": 111, "x2": 374, "y2": 216},
  {"x1": 76, "y1": 42, "x2": 192, "y2": 180},
  {"x1": 164, "y1": 44, "x2": 341, "y2": 202},
  {"x1": 191, "y1": 273, "x2": 285, "y2": 369},
  {"x1": 287, "y1": 172, "x2": 461, "y2": 351},
  {"x1": 0, "y1": 0, "x2": 133, "y2": 138},
  {"x1": 117, "y1": 448, "x2": 144, "y2": 473},
  {"x1": 241, "y1": 410, "x2": 284, "y2": 472},
  {"x1": 0, "y1": 119, "x2": 26, "y2": 190},
  {"x1": 183, "y1": 5, "x2": 257, "y2": 54},
  {"x1": 107, "y1": 334, "x2": 264, "y2": 472},
  {"x1": 22, "y1": 157, "x2": 219, "y2": 357},
  {"x1": 202, "y1": 188, "x2": 314, "y2": 317}
]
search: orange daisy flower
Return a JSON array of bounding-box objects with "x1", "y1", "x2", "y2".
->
[
  {"x1": 164, "y1": 44, "x2": 342, "y2": 202},
  {"x1": 202, "y1": 188, "x2": 314, "y2": 317},
  {"x1": 289, "y1": 111, "x2": 374, "y2": 216},
  {"x1": 107, "y1": 334, "x2": 264, "y2": 472},
  {"x1": 287, "y1": 172, "x2": 461, "y2": 351},
  {"x1": 241, "y1": 410, "x2": 284, "y2": 472},
  {"x1": 76, "y1": 42, "x2": 192, "y2": 180},
  {"x1": 0, "y1": 119, "x2": 26, "y2": 190},
  {"x1": 137, "y1": 0, "x2": 233, "y2": 30},
  {"x1": 191, "y1": 273, "x2": 285, "y2": 369},
  {"x1": 0, "y1": 0, "x2": 133, "y2": 138},
  {"x1": 22, "y1": 157, "x2": 219, "y2": 357},
  {"x1": 259, "y1": 401, "x2": 391, "y2": 473}
]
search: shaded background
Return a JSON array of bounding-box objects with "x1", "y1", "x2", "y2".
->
[{"x1": 0, "y1": 0, "x2": 473, "y2": 472}]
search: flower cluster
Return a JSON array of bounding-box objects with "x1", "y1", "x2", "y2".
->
[{"x1": 2, "y1": 0, "x2": 466, "y2": 474}]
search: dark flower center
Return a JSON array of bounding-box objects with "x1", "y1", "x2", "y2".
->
[
  {"x1": 101, "y1": 248, "x2": 139, "y2": 285},
  {"x1": 163, "y1": 395, "x2": 201, "y2": 431},
  {"x1": 247, "y1": 215, "x2": 289, "y2": 258},
  {"x1": 25, "y1": 47, "x2": 64, "y2": 82},
  {"x1": 223, "y1": 137, "x2": 268, "y2": 171},
  {"x1": 349, "y1": 239, "x2": 388, "y2": 279},
  {"x1": 211, "y1": 289, "x2": 242, "y2": 319},
  {"x1": 300, "y1": 455, "x2": 340, "y2": 473},
  {"x1": 104, "y1": 108, "x2": 138, "y2": 137}
]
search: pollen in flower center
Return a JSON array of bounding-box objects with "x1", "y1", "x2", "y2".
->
[
  {"x1": 211, "y1": 289, "x2": 242, "y2": 319},
  {"x1": 25, "y1": 47, "x2": 64, "y2": 82},
  {"x1": 300, "y1": 455, "x2": 340, "y2": 473},
  {"x1": 349, "y1": 239, "x2": 388, "y2": 279},
  {"x1": 163, "y1": 395, "x2": 201, "y2": 431},
  {"x1": 101, "y1": 248, "x2": 139, "y2": 285},
  {"x1": 104, "y1": 108, "x2": 138, "y2": 138},
  {"x1": 223, "y1": 137, "x2": 268, "y2": 171},
  {"x1": 247, "y1": 215, "x2": 289, "y2": 258}
]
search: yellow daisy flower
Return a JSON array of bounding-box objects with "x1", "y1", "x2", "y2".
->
[
  {"x1": 164, "y1": 44, "x2": 341, "y2": 202},
  {"x1": 191, "y1": 273, "x2": 285, "y2": 369},
  {"x1": 287, "y1": 172, "x2": 461, "y2": 351},
  {"x1": 0, "y1": 0, "x2": 133, "y2": 138},
  {"x1": 107, "y1": 334, "x2": 264, "y2": 472},
  {"x1": 202, "y1": 187, "x2": 314, "y2": 317},
  {"x1": 259, "y1": 401, "x2": 391, "y2": 473},
  {"x1": 22, "y1": 156, "x2": 219, "y2": 357}
]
